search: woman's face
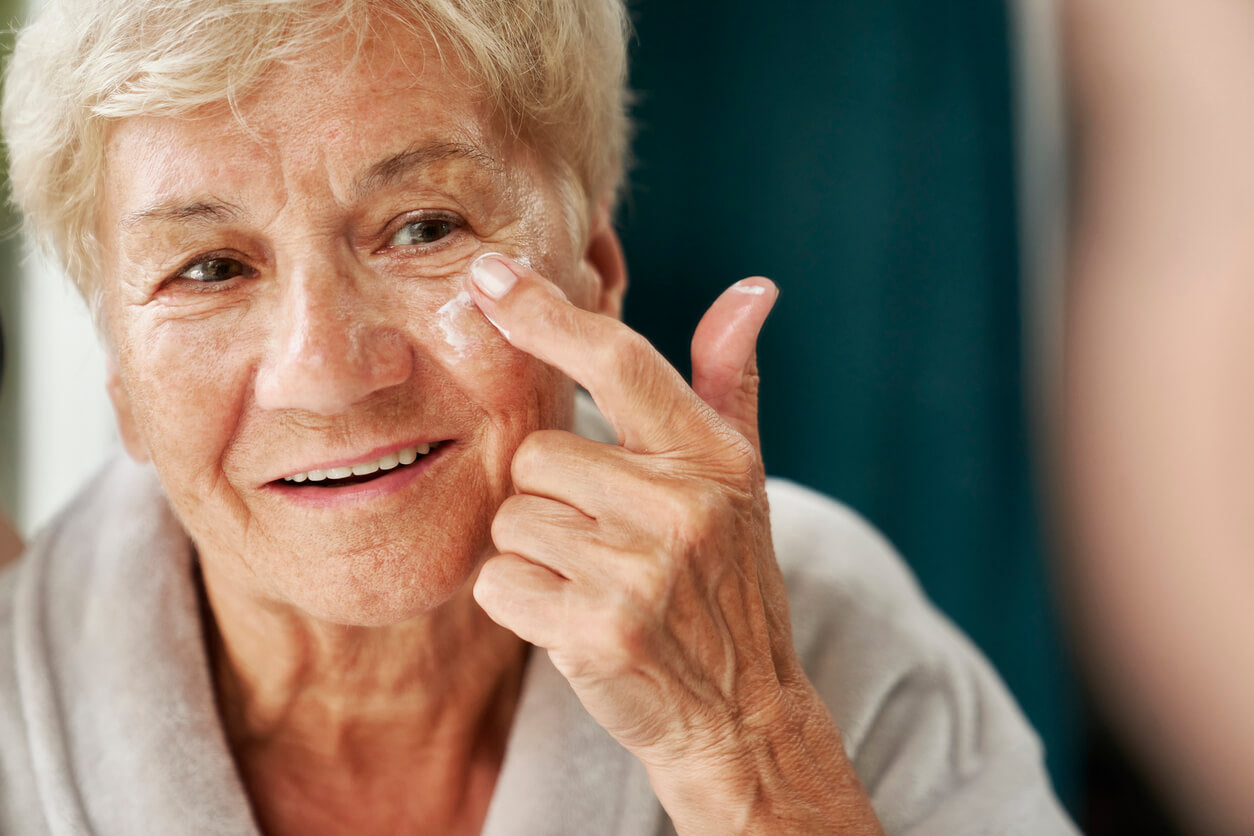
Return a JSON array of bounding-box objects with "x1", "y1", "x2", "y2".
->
[{"x1": 97, "y1": 32, "x2": 620, "y2": 625}]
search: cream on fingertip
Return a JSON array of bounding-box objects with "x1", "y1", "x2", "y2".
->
[
  {"x1": 483, "y1": 311, "x2": 511, "y2": 340},
  {"x1": 732, "y1": 278, "x2": 776, "y2": 297}
]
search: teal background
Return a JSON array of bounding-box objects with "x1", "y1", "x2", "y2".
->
[{"x1": 617, "y1": 0, "x2": 1078, "y2": 805}]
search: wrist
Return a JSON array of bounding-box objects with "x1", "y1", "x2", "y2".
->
[{"x1": 642, "y1": 682, "x2": 884, "y2": 835}]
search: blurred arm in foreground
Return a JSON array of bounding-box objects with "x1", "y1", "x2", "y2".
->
[{"x1": 1062, "y1": 0, "x2": 1254, "y2": 831}]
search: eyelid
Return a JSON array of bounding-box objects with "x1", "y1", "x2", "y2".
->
[
  {"x1": 165, "y1": 250, "x2": 256, "y2": 291},
  {"x1": 380, "y1": 209, "x2": 467, "y2": 250}
]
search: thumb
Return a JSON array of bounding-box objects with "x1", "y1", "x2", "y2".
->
[{"x1": 690, "y1": 277, "x2": 778, "y2": 451}]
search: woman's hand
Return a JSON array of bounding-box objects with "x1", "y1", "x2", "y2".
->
[{"x1": 468, "y1": 254, "x2": 882, "y2": 834}]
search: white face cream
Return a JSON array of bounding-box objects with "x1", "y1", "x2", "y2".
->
[
  {"x1": 438, "y1": 253, "x2": 534, "y2": 357},
  {"x1": 435, "y1": 289, "x2": 478, "y2": 360}
]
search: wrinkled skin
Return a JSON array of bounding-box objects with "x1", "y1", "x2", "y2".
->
[{"x1": 468, "y1": 256, "x2": 881, "y2": 832}]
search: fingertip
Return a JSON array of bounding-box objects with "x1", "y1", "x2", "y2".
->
[
  {"x1": 466, "y1": 252, "x2": 568, "y2": 307},
  {"x1": 470, "y1": 252, "x2": 521, "y2": 300},
  {"x1": 472, "y1": 552, "x2": 515, "y2": 615},
  {"x1": 691, "y1": 277, "x2": 779, "y2": 397},
  {"x1": 723, "y1": 278, "x2": 780, "y2": 330},
  {"x1": 467, "y1": 252, "x2": 553, "y2": 341},
  {"x1": 697, "y1": 277, "x2": 779, "y2": 355}
]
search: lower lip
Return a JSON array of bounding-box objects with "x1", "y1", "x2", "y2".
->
[{"x1": 264, "y1": 443, "x2": 451, "y2": 508}]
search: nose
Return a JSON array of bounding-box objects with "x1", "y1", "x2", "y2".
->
[{"x1": 254, "y1": 266, "x2": 412, "y2": 415}]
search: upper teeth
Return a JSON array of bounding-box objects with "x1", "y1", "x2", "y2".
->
[{"x1": 284, "y1": 443, "x2": 433, "y2": 483}]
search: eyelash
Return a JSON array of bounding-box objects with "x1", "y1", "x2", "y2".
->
[
  {"x1": 381, "y1": 210, "x2": 466, "y2": 253},
  {"x1": 167, "y1": 251, "x2": 257, "y2": 293},
  {"x1": 161, "y1": 210, "x2": 469, "y2": 292}
]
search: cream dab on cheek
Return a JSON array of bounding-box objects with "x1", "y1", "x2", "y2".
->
[
  {"x1": 436, "y1": 252, "x2": 532, "y2": 356},
  {"x1": 436, "y1": 289, "x2": 478, "y2": 359}
]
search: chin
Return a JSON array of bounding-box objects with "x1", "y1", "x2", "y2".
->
[
  {"x1": 286, "y1": 558, "x2": 480, "y2": 628},
  {"x1": 260, "y1": 528, "x2": 493, "y2": 628}
]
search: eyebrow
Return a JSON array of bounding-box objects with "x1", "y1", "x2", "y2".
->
[
  {"x1": 121, "y1": 200, "x2": 244, "y2": 230},
  {"x1": 120, "y1": 142, "x2": 503, "y2": 232},
  {"x1": 353, "y1": 141, "x2": 503, "y2": 200}
]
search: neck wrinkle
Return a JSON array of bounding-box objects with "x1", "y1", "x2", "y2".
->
[{"x1": 197, "y1": 560, "x2": 528, "y2": 768}]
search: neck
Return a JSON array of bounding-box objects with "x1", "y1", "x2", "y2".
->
[{"x1": 197, "y1": 563, "x2": 527, "y2": 834}]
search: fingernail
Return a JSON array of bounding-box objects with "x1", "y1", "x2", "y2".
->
[{"x1": 471, "y1": 253, "x2": 518, "y2": 300}]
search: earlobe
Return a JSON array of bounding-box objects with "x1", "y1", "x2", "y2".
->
[
  {"x1": 106, "y1": 361, "x2": 150, "y2": 463},
  {"x1": 584, "y1": 205, "x2": 628, "y2": 320}
]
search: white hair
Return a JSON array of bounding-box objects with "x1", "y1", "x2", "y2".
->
[{"x1": 2, "y1": 0, "x2": 631, "y2": 309}]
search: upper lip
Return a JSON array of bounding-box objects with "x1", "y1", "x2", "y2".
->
[{"x1": 269, "y1": 438, "x2": 445, "y2": 483}]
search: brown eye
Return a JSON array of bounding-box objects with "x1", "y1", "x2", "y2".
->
[
  {"x1": 179, "y1": 257, "x2": 248, "y2": 283},
  {"x1": 389, "y1": 217, "x2": 458, "y2": 246}
]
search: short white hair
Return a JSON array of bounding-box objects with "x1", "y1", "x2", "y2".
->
[{"x1": 2, "y1": 0, "x2": 631, "y2": 309}]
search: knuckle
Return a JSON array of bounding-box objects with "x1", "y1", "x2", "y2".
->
[
  {"x1": 528, "y1": 290, "x2": 579, "y2": 335},
  {"x1": 575, "y1": 574, "x2": 669, "y2": 669},
  {"x1": 592, "y1": 607, "x2": 652, "y2": 672},
  {"x1": 490, "y1": 494, "x2": 528, "y2": 548},
  {"x1": 613, "y1": 325, "x2": 651, "y2": 358},
  {"x1": 634, "y1": 550, "x2": 676, "y2": 602},
  {"x1": 511, "y1": 431, "x2": 549, "y2": 480},
  {"x1": 595, "y1": 326, "x2": 650, "y2": 374},
  {"x1": 659, "y1": 488, "x2": 721, "y2": 555},
  {"x1": 707, "y1": 427, "x2": 760, "y2": 487},
  {"x1": 512, "y1": 428, "x2": 572, "y2": 486},
  {"x1": 725, "y1": 435, "x2": 759, "y2": 477}
]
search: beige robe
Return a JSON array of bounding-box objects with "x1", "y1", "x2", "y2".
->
[{"x1": 0, "y1": 400, "x2": 1075, "y2": 834}]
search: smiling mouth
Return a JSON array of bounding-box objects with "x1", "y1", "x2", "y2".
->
[{"x1": 280, "y1": 442, "x2": 442, "y2": 488}]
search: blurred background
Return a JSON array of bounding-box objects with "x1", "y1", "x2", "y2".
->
[
  {"x1": 0, "y1": 0, "x2": 1207, "y2": 832},
  {"x1": 615, "y1": 0, "x2": 1183, "y2": 832},
  {"x1": 617, "y1": 0, "x2": 1090, "y2": 821}
]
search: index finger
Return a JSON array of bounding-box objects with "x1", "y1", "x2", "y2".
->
[{"x1": 466, "y1": 252, "x2": 708, "y2": 454}]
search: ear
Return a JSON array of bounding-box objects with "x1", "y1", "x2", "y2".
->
[
  {"x1": 583, "y1": 202, "x2": 628, "y2": 320},
  {"x1": 106, "y1": 359, "x2": 150, "y2": 463}
]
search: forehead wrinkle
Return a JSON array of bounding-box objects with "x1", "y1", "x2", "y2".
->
[{"x1": 354, "y1": 141, "x2": 504, "y2": 202}]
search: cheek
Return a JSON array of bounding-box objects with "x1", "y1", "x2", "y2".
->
[
  {"x1": 400, "y1": 269, "x2": 577, "y2": 506},
  {"x1": 410, "y1": 251, "x2": 559, "y2": 387},
  {"x1": 431, "y1": 287, "x2": 490, "y2": 364},
  {"x1": 115, "y1": 314, "x2": 255, "y2": 481},
  {"x1": 412, "y1": 275, "x2": 573, "y2": 425}
]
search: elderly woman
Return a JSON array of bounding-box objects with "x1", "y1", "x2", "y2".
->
[{"x1": 0, "y1": 1, "x2": 1073, "y2": 833}]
